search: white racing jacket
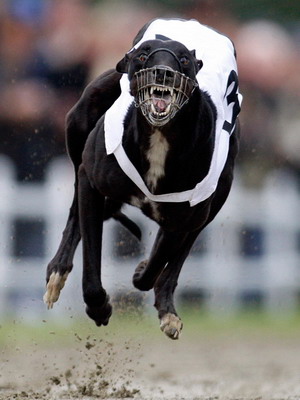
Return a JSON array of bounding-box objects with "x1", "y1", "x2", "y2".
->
[{"x1": 104, "y1": 19, "x2": 243, "y2": 206}]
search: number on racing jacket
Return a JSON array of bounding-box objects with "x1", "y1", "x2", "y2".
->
[{"x1": 223, "y1": 70, "x2": 241, "y2": 135}]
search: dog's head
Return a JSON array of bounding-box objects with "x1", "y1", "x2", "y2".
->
[{"x1": 116, "y1": 39, "x2": 203, "y2": 127}]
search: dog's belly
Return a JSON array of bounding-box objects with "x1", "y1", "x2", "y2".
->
[{"x1": 128, "y1": 194, "x2": 211, "y2": 232}]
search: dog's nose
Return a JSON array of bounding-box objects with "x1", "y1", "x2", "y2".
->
[{"x1": 153, "y1": 66, "x2": 174, "y2": 83}]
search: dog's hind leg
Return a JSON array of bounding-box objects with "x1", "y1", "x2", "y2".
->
[
  {"x1": 79, "y1": 166, "x2": 112, "y2": 326},
  {"x1": 132, "y1": 228, "x2": 188, "y2": 291},
  {"x1": 44, "y1": 180, "x2": 81, "y2": 309},
  {"x1": 154, "y1": 229, "x2": 201, "y2": 340}
]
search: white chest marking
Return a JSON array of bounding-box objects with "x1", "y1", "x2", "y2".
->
[{"x1": 145, "y1": 129, "x2": 169, "y2": 191}]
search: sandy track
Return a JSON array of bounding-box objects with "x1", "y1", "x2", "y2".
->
[{"x1": 1, "y1": 318, "x2": 300, "y2": 399}]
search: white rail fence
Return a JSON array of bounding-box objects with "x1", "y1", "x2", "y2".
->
[{"x1": 1, "y1": 155, "x2": 300, "y2": 320}]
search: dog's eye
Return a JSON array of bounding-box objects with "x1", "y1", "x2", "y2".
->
[
  {"x1": 138, "y1": 54, "x2": 148, "y2": 62},
  {"x1": 180, "y1": 56, "x2": 189, "y2": 65}
]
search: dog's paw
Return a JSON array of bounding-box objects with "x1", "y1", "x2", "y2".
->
[
  {"x1": 86, "y1": 297, "x2": 112, "y2": 327},
  {"x1": 132, "y1": 260, "x2": 153, "y2": 291},
  {"x1": 43, "y1": 271, "x2": 69, "y2": 309},
  {"x1": 160, "y1": 313, "x2": 183, "y2": 340}
]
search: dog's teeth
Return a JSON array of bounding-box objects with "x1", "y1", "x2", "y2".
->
[{"x1": 150, "y1": 85, "x2": 173, "y2": 95}]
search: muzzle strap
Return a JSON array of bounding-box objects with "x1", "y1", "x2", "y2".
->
[{"x1": 143, "y1": 48, "x2": 184, "y2": 72}]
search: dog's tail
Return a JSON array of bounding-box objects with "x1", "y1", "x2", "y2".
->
[{"x1": 112, "y1": 211, "x2": 142, "y2": 241}]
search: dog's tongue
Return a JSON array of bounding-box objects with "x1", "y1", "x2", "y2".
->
[{"x1": 152, "y1": 94, "x2": 171, "y2": 112}]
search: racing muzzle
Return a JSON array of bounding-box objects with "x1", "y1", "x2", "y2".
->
[{"x1": 134, "y1": 66, "x2": 198, "y2": 127}]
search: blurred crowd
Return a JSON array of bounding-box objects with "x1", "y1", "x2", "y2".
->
[{"x1": 0, "y1": 0, "x2": 300, "y2": 187}]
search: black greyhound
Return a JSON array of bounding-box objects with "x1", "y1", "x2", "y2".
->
[{"x1": 44, "y1": 33, "x2": 240, "y2": 339}]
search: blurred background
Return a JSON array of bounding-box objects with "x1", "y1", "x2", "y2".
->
[{"x1": 0, "y1": 0, "x2": 300, "y2": 322}]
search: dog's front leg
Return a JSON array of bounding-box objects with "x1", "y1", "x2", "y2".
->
[
  {"x1": 78, "y1": 165, "x2": 112, "y2": 326},
  {"x1": 154, "y1": 229, "x2": 201, "y2": 340},
  {"x1": 44, "y1": 181, "x2": 81, "y2": 309},
  {"x1": 133, "y1": 228, "x2": 200, "y2": 339}
]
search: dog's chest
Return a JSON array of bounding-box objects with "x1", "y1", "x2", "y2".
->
[
  {"x1": 128, "y1": 130, "x2": 169, "y2": 222},
  {"x1": 130, "y1": 129, "x2": 170, "y2": 222},
  {"x1": 145, "y1": 129, "x2": 169, "y2": 192}
]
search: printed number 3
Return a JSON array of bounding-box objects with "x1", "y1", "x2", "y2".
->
[{"x1": 223, "y1": 70, "x2": 241, "y2": 135}]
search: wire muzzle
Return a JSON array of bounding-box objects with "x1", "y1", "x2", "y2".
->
[{"x1": 134, "y1": 66, "x2": 198, "y2": 127}]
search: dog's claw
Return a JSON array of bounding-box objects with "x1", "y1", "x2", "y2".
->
[
  {"x1": 43, "y1": 271, "x2": 69, "y2": 309},
  {"x1": 160, "y1": 313, "x2": 183, "y2": 340}
]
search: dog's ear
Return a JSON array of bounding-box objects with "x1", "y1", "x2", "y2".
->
[
  {"x1": 196, "y1": 59, "x2": 203, "y2": 72},
  {"x1": 190, "y1": 49, "x2": 203, "y2": 74},
  {"x1": 116, "y1": 53, "x2": 130, "y2": 73}
]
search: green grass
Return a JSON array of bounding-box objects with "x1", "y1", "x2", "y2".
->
[
  {"x1": 1, "y1": 309, "x2": 300, "y2": 348},
  {"x1": 0, "y1": 311, "x2": 156, "y2": 348},
  {"x1": 179, "y1": 308, "x2": 300, "y2": 338}
]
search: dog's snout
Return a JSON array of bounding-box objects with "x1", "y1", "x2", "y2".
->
[
  {"x1": 152, "y1": 66, "x2": 174, "y2": 83},
  {"x1": 144, "y1": 48, "x2": 182, "y2": 73}
]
